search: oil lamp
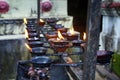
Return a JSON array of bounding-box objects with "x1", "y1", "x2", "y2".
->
[
  {"x1": 26, "y1": 27, "x2": 37, "y2": 33},
  {"x1": 38, "y1": 19, "x2": 45, "y2": 26},
  {"x1": 66, "y1": 27, "x2": 80, "y2": 41},
  {"x1": 57, "y1": 27, "x2": 68, "y2": 33},
  {"x1": 25, "y1": 43, "x2": 47, "y2": 56},
  {"x1": 24, "y1": 28, "x2": 38, "y2": 38},
  {"x1": 27, "y1": 37, "x2": 40, "y2": 42},
  {"x1": 45, "y1": 31, "x2": 57, "y2": 39},
  {"x1": 49, "y1": 31, "x2": 71, "y2": 52},
  {"x1": 27, "y1": 41, "x2": 44, "y2": 48}
]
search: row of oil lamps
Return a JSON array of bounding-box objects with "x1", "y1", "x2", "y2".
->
[
  {"x1": 20, "y1": 18, "x2": 83, "y2": 80},
  {"x1": 24, "y1": 18, "x2": 86, "y2": 53}
]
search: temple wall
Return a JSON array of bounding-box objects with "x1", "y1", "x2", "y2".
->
[
  {"x1": 0, "y1": 0, "x2": 73, "y2": 36},
  {"x1": 1, "y1": 0, "x2": 68, "y2": 18}
]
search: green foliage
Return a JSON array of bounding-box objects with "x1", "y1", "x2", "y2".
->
[{"x1": 111, "y1": 52, "x2": 120, "y2": 77}]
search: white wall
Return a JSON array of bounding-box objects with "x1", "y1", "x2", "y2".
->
[
  {"x1": 1, "y1": 0, "x2": 68, "y2": 18},
  {"x1": 99, "y1": 16, "x2": 120, "y2": 51}
]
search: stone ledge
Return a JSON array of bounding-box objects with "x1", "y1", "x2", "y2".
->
[
  {"x1": 96, "y1": 65, "x2": 120, "y2": 80},
  {"x1": 0, "y1": 34, "x2": 25, "y2": 40}
]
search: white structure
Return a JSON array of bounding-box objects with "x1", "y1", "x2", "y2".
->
[
  {"x1": 0, "y1": 0, "x2": 73, "y2": 35},
  {"x1": 99, "y1": 0, "x2": 120, "y2": 52}
]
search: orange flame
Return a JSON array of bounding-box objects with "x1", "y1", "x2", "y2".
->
[
  {"x1": 69, "y1": 27, "x2": 75, "y2": 35},
  {"x1": 57, "y1": 31, "x2": 64, "y2": 40},
  {"x1": 25, "y1": 29, "x2": 29, "y2": 38},
  {"x1": 83, "y1": 32, "x2": 86, "y2": 40},
  {"x1": 23, "y1": 18, "x2": 27, "y2": 24},
  {"x1": 25, "y1": 43, "x2": 32, "y2": 51}
]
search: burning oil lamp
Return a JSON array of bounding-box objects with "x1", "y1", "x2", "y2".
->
[
  {"x1": 25, "y1": 28, "x2": 38, "y2": 38},
  {"x1": 26, "y1": 27, "x2": 37, "y2": 33},
  {"x1": 83, "y1": 32, "x2": 86, "y2": 41},
  {"x1": 45, "y1": 31, "x2": 57, "y2": 39},
  {"x1": 80, "y1": 32, "x2": 86, "y2": 47},
  {"x1": 53, "y1": 24, "x2": 63, "y2": 29},
  {"x1": 27, "y1": 41, "x2": 44, "y2": 48},
  {"x1": 49, "y1": 31, "x2": 71, "y2": 52},
  {"x1": 30, "y1": 47, "x2": 47, "y2": 56},
  {"x1": 66, "y1": 27, "x2": 80, "y2": 41},
  {"x1": 57, "y1": 27, "x2": 68, "y2": 33},
  {"x1": 38, "y1": 19, "x2": 45, "y2": 26},
  {"x1": 28, "y1": 32, "x2": 39, "y2": 38},
  {"x1": 27, "y1": 37, "x2": 40, "y2": 42},
  {"x1": 25, "y1": 43, "x2": 47, "y2": 56}
]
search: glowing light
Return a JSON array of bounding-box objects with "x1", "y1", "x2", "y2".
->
[
  {"x1": 25, "y1": 29, "x2": 29, "y2": 38},
  {"x1": 23, "y1": 18, "x2": 27, "y2": 24},
  {"x1": 25, "y1": 43, "x2": 32, "y2": 51},
  {"x1": 69, "y1": 27, "x2": 75, "y2": 35},
  {"x1": 83, "y1": 32, "x2": 86, "y2": 40},
  {"x1": 57, "y1": 31, "x2": 64, "y2": 40},
  {"x1": 39, "y1": 19, "x2": 44, "y2": 23}
]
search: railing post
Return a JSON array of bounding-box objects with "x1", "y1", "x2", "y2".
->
[
  {"x1": 82, "y1": 0, "x2": 101, "y2": 80},
  {"x1": 37, "y1": 0, "x2": 40, "y2": 20}
]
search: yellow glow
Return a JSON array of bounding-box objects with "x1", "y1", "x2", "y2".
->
[
  {"x1": 23, "y1": 18, "x2": 27, "y2": 24},
  {"x1": 39, "y1": 19, "x2": 44, "y2": 23},
  {"x1": 25, "y1": 43, "x2": 32, "y2": 51},
  {"x1": 25, "y1": 29, "x2": 29, "y2": 38},
  {"x1": 69, "y1": 27, "x2": 75, "y2": 35},
  {"x1": 57, "y1": 31, "x2": 64, "y2": 40},
  {"x1": 83, "y1": 32, "x2": 86, "y2": 40}
]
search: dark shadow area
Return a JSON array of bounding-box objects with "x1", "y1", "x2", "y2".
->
[{"x1": 68, "y1": 0, "x2": 88, "y2": 39}]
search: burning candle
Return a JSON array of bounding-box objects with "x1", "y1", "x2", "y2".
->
[
  {"x1": 27, "y1": 41, "x2": 44, "y2": 48},
  {"x1": 66, "y1": 27, "x2": 80, "y2": 41},
  {"x1": 27, "y1": 37, "x2": 40, "y2": 42}
]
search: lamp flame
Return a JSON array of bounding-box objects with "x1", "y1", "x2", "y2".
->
[
  {"x1": 25, "y1": 29, "x2": 29, "y2": 38},
  {"x1": 39, "y1": 19, "x2": 44, "y2": 23},
  {"x1": 69, "y1": 27, "x2": 75, "y2": 35},
  {"x1": 25, "y1": 43, "x2": 32, "y2": 51},
  {"x1": 83, "y1": 32, "x2": 86, "y2": 40},
  {"x1": 57, "y1": 31, "x2": 64, "y2": 40},
  {"x1": 23, "y1": 18, "x2": 27, "y2": 24}
]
